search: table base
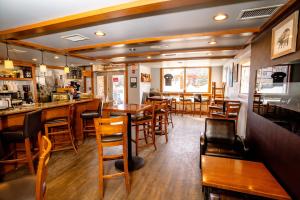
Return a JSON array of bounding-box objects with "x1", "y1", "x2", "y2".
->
[{"x1": 115, "y1": 156, "x2": 144, "y2": 171}]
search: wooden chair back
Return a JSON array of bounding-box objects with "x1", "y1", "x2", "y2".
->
[
  {"x1": 36, "y1": 136, "x2": 52, "y2": 200},
  {"x1": 94, "y1": 116, "x2": 128, "y2": 146},
  {"x1": 225, "y1": 101, "x2": 241, "y2": 119}
]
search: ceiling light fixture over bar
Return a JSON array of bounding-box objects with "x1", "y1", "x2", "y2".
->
[{"x1": 4, "y1": 42, "x2": 14, "y2": 69}]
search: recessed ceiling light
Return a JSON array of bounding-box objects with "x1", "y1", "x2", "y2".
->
[
  {"x1": 113, "y1": 44, "x2": 126, "y2": 48},
  {"x1": 208, "y1": 41, "x2": 217, "y2": 45},
  {"x1": 147, "y1": 56, "x2": 152, "y2": 59},
  {"x1": 32, "y1": 58, "x2": 37, "y2": 61},
  {"x1": 54, "y1": 55, "x2": 59, "y2": 59},
  {"x1": 95, "y1": 31, "x2": 106, "y2": 36},
  {"x1": 114, "y1": 57, "x2": 125, "y2": 59},
  {"x1": 207, "y1": 53, "x2": 213, "y2": 56},
  {"x1": 240, "y1": 32, "x2": 253, "y2": 36},
  {"x1": 213, "y1": 13, "x2": 228, "y2": 21}
]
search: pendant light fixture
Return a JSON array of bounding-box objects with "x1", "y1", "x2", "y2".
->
[
  {"x1": 40, "y1": 50, "x2": 47, "y2": 72},
  {"x1": 4, "y1": 42, "x2": 14, "y2": 69},
  {"x1": 64, "y1": 54, "x2": 70, "y2": 73}
]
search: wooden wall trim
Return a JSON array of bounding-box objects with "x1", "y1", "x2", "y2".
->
[{"x1": 0, "y1": 0, "x2": 255, "y2": 40}]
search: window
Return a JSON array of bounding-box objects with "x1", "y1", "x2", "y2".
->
[
  {"x1": 240, "y1": 66, "x2": 250, "y2": 94},
  {"x1": 162, "y1": 67, "x2": 210, "y2": 92},
  {"x1": 186, "y1": 68, "x2": 209, "y2": 92},
  {"x1": 162, "y1": 68, "x2": 184, "y2": 92}
]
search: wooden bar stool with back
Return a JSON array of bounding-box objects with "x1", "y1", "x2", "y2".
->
[
  {"x1": 0, "y1": 109, "x2": 43, "y2": 174},
  {"x1": 44, "y1": 105, "x2": 77, "y2": 153},
  {"x1": 94, "y1": 116, "x2": 130, "y2": 199}
]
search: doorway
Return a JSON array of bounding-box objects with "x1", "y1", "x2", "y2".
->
[{"x1": 112, "y1": 74, "x2": 125, "y2": 105}]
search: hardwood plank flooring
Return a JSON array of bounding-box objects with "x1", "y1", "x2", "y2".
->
[{"x1": 4, "y1": 115, "x2": 205, "y2": 200}]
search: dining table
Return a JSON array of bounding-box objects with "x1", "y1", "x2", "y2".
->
[{"x1": 103, "y1": 103, "x2": 152, "y2": 171}]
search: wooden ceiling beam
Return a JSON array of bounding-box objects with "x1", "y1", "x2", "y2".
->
[
  {"x1": 111, "y1": 55, "x2": 235, "y2": 64},
  {"x1": 5, "y1": 40, "x2": 95, "y2": 61},
  {"x1": 67, "y1": 27, "x2": 259, "y2": 53},
  {"x1": 93, "y1": 46, "x2": 243, "y2": 59},
  {"x1": 0, "y1": 0, "x2": 254, "y2": 40}
]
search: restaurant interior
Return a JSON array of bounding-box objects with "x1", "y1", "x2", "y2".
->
[{"x1": 0, "y1": 0, "x2": 299, "y2": 199}]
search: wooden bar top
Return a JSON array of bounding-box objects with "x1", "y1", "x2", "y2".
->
[
  {"x1": 201, "y1": 156, "x2": 291, "y2": 200},
  {"x1": 0, "y1": 99, "x2": 94, "y2": 117}
]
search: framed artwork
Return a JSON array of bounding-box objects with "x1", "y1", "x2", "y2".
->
[
  {"x1": 271, "y1": 11, "x2": 299, "y2": 59},
  {"x1": 130, "y1": 77, "x2": 137, "y2": 88},
  {"x1": 233, "y1": 63, "x2": 239, "y2": 82},
  {"x1": 141, "y1": 73, "x2": 151, "y2": 82}
]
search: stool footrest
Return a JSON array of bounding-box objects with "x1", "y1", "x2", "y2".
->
[
  {"x1": 103, "y1": 154, "x2": 123, "y2": 160},
  {"x1": 103, "y1": 172, "x2": 125, "y2": 179}
]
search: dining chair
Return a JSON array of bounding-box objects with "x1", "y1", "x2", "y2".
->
[{"x1": 94, "y1": 116, "x2": 130, "y2": 199}]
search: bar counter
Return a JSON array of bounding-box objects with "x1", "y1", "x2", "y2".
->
[{"x1": 0, "y1": 98, "x2": 100, "y2": 143}]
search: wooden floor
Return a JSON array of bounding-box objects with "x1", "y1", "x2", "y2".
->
[{"x1": 5, "y1": 115, "x2": 205, "y2": 200}]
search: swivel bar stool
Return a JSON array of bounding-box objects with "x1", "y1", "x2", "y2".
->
[{"x1": 0, "y1": 109, "x2": 43, "y2": 174}]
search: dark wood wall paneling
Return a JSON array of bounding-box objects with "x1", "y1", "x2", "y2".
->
[{"x1": 248, "y1": 2, "x2": 300, "y2": 199}]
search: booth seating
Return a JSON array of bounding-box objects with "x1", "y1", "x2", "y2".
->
[
  {"x1": 0, "y1": 109, "x2": 43, "y2": 174},
  {"x1": 200, "y1": 118, "x2": 247, "y2": 168},
  {"x1": 0, "y1": 136, "x2": 51, "y2": 200},
  {"x1": 94, "y1": 116, "x2": 130, "y2": 199}
]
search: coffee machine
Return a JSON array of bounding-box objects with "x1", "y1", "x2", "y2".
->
[{"x1": 23, "y1": 85, "x2": 33, "y2": 103}]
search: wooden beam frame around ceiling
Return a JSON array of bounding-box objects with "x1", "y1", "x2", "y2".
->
[
  {"x1": 5, "y1": 40, "x2": 95, "y2": 61},
  {"x1": 111, "y1": 55, "x2": 234, "y2": 64},
  {"x1": 66, "y1": 27, "x2": 259, "y2": 53},
  {"x1": 94, "y1": 46, "x2": 243, "y2": 59},
  {"x1": 0, "y1": 0, "x2": 255, "y2": 40}
]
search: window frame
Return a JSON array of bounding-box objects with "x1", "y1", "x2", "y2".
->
[{"x1": 161, "y1": 67, "x2": 211, "y2": 94}]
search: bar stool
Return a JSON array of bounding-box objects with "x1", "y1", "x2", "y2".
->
[
  {"x1": 179, "y1": 94, "x2": 193, "y2": 116},
  {"x1": 94, "y1": 116, "x2": 130, "y2": 199},
  {"x1": 0, "y1": 136, "x2": 52, "y2": 200},
  {"x1": 132, "y1": 105, "x2": 156, "y2": 156},
  {"x1": 44, "y1": 105, "x2": 77, "y2": 153},
  {"x1": 167, "y1": 99, "x2": 175, "y2": 128},
  {"x1": 0, "y1": 109, "x2": 43, "y2": 174},
  {"x1": 154, "y1": 101, "x2": 169, "y2": 143},
  {"x1": 193, "y1": 94, "x2": 210, "y2": 117},
  {"x1": 81, "y1": 100, "x2": 103, "y2": 140}
]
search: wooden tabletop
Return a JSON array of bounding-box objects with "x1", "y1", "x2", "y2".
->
[
  {"x1": 103, "y1": 103, "x2": 151, "y2": 114},
  {"x1": 201, "y1": 156, "x2": 291, "y2": 200}
]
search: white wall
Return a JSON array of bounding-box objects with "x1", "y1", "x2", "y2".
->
[
  {"x1": 211, "y1": 66, "x2": 223, "y2": 87},
  {"x1": 151, "y1": 68, "x2": 160, "y2": 91},
  {"x1": 139, "y1": 64, "x2": 151, "y2": 102}
]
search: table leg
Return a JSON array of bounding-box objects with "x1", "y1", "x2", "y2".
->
[{"x1": 115, "y1": 113, "x2": 145, "y2": 171}]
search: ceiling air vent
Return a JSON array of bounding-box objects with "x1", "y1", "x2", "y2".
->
[
  {"x1": 238, "y1": 4, "x2": 282, "y2": 20},
  {"x1": 61, "y1": 34, "x2": 89, "y2": 42}
]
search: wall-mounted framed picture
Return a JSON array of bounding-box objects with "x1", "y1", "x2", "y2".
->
[
  {"x1": 130, "y1": 77, "x2": 137, "y2": 88},
  {"x1": 271, "y1": 10, "x2": 299, "y2": 59},
  {"x1": 141, "y1": 73, "x2": 151, "y2": 82}
]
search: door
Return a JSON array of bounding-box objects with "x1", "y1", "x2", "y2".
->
[{"x1": 112, "y1": 75, "x2": 125, "y2": 105}]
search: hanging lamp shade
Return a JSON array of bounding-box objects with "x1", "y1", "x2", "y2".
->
[
  {"x1": 39, "y1": 50, "x2": 47, "y2": 72},
  {"x1": 64, "y1": 55, "x2": 70, "y2": 73},
  {"x1": 4, "y1": 42, "x2": 14, "y2": 69}
]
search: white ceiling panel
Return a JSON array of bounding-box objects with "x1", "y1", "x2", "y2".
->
[
  {"x1": 0, "y1": 43, "x2": 98, "y2": 66},
  {"x1": 23, "y1": 0, "x2": 286, "y2": 49},
  {"x1": 0, "y1": 0, "x2": 133, "y2": 30}
]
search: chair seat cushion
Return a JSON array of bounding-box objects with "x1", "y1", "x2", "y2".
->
[
  {"x1": 205, "y1": 143, "x2": 244, "y2": 159},
  {"x1": 132, "y1": 115, "x2": 152, "y2": 122},
  {"x1": 81, "y1": 110, "x2": 100, "y2": 119},
  {"x1": 45, "y1": 117, "x2": 67, "y2": 124},
  {"x1": 0, "y1": 175, "x2": 35, "y2": 200},
  {"x1": 102, "y1": 133, "x2": 123, "y2": 143},
  {"x1": 1, "y1": 125, "x2": 24, "y2": 142}
]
